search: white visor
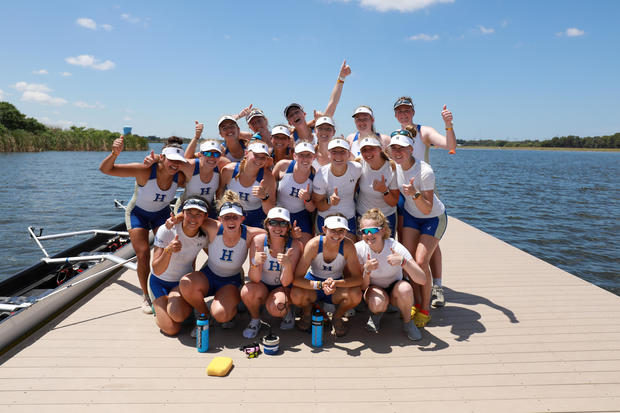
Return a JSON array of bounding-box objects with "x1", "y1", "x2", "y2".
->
[
  {"x1": 327, "y1": 138, "x2": 350, "y2": 151},
  {"x1": 248, "y1": 142, "x2": 270, "y2": 155},
  {"x1": 389, "y1": 134, "x2": 413, "y2": 148},
  {"x1": 217, "y1": 115, "x2": 237, "y2": 127},
  {"x1": 271, "y1": 125, "x2": 291, "y2": 137},
  {"x1": 267, "y1": 207, "x2": 290, "y2": 222},
  {"x1": 182, "y1": 198, "x2": 208, "y2": 214},
  {"x1": 315, "y1": 116, "x2": 335, "y2": 127},
  {"x1": 219, "y1": 203, "x2": 243, "y2": 217},
  {"x1": 295, "y1": 141, "x2": 315, "y2": 154},
  {"x1": 352, "y1": 106, "x2": 373, "y2": 117},
  {"x1": 324, "y1": 216, "x2": 349, "y2": 230},
  {"x1": 161, "y1": 147, "x2": 188, "y2": 163},
  {"x1": 200, "y1": 140, "x2": 222, "y2": 153},
  {"x1": 359, "y1": 137, "x2": 382, "y2": 148}
]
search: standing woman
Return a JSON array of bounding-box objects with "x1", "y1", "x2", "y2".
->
[
  {"x1": 355, "y1": 209, "x2": 426, "y2": 341},
  {"x1": 219, "y1": 141, "x2": 276, "y2": 228},
  {"x1": 272, "y1": 141, "x2": 317, "y2": 246},
  {"x1": 312, "y1": 116, "x2": 336, "y2": 170},
  {"x1": 346, "y1": 106, "x2": 390, "y2": 158},
  {"x1": 389, "y1": 131, "x2": 448, "y2": 328},
  {"x1": 240, "y1": 207, "x2": 303, "y2": 338},
  {"x1": 99, "y1": 136, "x2": 189, "y2": 313},
  {"x1": 312, "y1": 138, "x2": 362, "y2": 240},
  {"x1": 179, "y1": 191, "x2": 265, "y2": 328},
  {"x1": 355, "y1": 137, "x2": 400, "y2": 236},
  {"x1": 149, "y1": 197, "x2": 209, "y2": 335}
]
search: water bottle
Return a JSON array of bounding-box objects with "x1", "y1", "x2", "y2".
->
[
  {"x1": 311, "y1": 307, "x2": 323, "y2": 348},
  {"x1": 196, "y1": 314, "x2": 209, "y2": 353}
]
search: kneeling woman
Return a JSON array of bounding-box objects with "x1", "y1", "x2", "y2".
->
[
  {"x1": 150, "y1": 197, "x2": 209, "y2": 335},
  {"x1": 290, "y1": 214, "x2": 362, "y2": 337},
  {"x1": 355, "y1": 209, "x2": 426, "y2": 341},
  {"x1": 240, "y1": 207, "x2": 303, "y2": 338},
  {"x1": 179, "y1": 191, "x2": 265, "y2": 326}
]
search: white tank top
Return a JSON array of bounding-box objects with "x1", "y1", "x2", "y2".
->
[
  {"x1": 276, "y1": 160, "x2": 314, "y2": 214},
  {"x1": 350, "y1": 131, "x2": 381, "y2": 158},
  {"x1": 226, "y1": 162, "x2": 265, "y2": 212},
  {"x1": 260, "y1": 236, "x2": 293, "y2": 286},
  {"x1": 180, "y1": 159, "x2": 219, "y2": 204},
  {"x1": 313, "y1": 161, "x2": 362, "y2": 219},
  {"x1": 153, "y1": 223, "x2": 207, "y2": 282},
  {"x1": 309, "y1": 236, "x2": 346, "y2": 280},
  {"x1": 354, "y1": 238, "x2": 412, "y2": 289},
  {"x1": 396, "y1": 160, "x2": 445, "y2": 218},
  {"x1": 411, "y1": 124, "x2": 430, "y2": 163},
  {"x1": 131, "y1": 164, "x2": 179, "y2": 212},
  {"x1": 356, "y1": 159, "x2": 398, "y2": 217},
  {"x1": 205, "y1": 224, "x2": 248, "y2": 277}
]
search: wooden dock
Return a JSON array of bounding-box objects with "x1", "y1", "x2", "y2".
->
[{"x1": 1, "y1": 217, "x2": 619, "y2": 412}]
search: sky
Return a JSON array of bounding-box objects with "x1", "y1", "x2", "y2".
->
[{"x1": 1, "y1": 0, "x2": 619, "y2": 141}]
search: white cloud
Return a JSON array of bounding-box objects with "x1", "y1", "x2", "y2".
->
[
  {"x1": 74, "y1": 101, "x2": 105, "y2": 109},
  {"x1": 22, "y1": 91, "x2": 67, "y2": 106},
  {"x1": 479, "y1": 25, "x2": 495, "y2": 34},
  {"x1": 336, "y1": 0, "x2": 454, "y2": 13},
  {"x1": 557, "y1": 27, "x2": 585, "y2": 37},
  {"x1": 76, "y1": 17, "x2": 97, "y2": 30},
  {"x1": 501, "y1": 20, "x2": 509, "y2": 28},
  {"x1": 123, "y1": 116, "x2": 132, "y2": 121},
  {"x1": 65, "y1": 54, "x2": 115, "y2": 71},
  {"x1": 33, "y1": 69, "x2": 48, "y2": 75},
  {"x1": 121, "y1": 13, "x2": 141, "y2": 24},
  {"x1": 408, "y1": 33, "x2": 439, "y2": 41},
  {"x1": 13, "y1": 81, "x2": 51, "y2": 93},
  {"x1": 60, "y1": 72, "x2": 72, "y2": 77},
  {"x1": 41, "y1": 117, "x2": 85, "y2": 128},
  {"x1": 101, "y1": 24, "x2": 114, "y2": 31}
]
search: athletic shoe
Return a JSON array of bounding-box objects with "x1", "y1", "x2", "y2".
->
[
  {"x1": 403, "y1": 320, "x2": 422, "y2": 341},
  {"x1": 141, "y1": 295, "x2": 153, "y2": 314},
  {"x1": 280, "y1": 310, "x2": 295, "y2": 330},
  {"x1": 413, "y1": 311, "x2": 431, "y2": 328},
  {"x1": 243, "y1": 319, "x2": 261, "y2": 338},
  {"x1": 332, "y1": 317, "x2": 347, "y2": 337},
  {"x1": 323, "y1": 303, "x2": 336, "y2": 315},
  {"x1": 365, "y1": 313, "x2": 383, "y2": 333},
  {"x1": 344, "y1": 308, "x2": 356, "y2": 317},
  {"x1": 431, "y1": 285, "x2": 445, "y2": 307},
  {"x1": 296, "y1": 312, "x2": 311, "y2": 331}
]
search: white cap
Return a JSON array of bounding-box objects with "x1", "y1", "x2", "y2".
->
[
  {"x1": 199, "y1": 140, "x2": 222, "y2": 153},
  {"x1": 294, "y1": 141, "x2": 315, "y2": 154},
  {"x1": 218, "y1": 202, "x2": 243, "y2": 217},
  {"x1": 217, "y1": 115, "x2": 237, "y2": 127},
  {"x1": 246, "y1": 108, "x2": 265, "y2": 123},
  {"x1": 182, "y1": 198, "x2": 208, "y2": 214},
  {"x1": 352, "y1": 106, "x2": 373, "y2": 118},
  {"x1": 359, "y1": 137, "x2": 382, "y2": 148},
  {"x1": 327, "y1": 138, "x2": 350, "y2": 151},
  {"x1": 267, "y1": 207, "x2": 291, "y2": 222},
  {"x1": 324, "y1": 216, "x2": 349, "y2": 230},
  {"x1": 247, "y1": 141, "x2": 270, "y2": 155},
  {"x1": 271, "y1": 125, "x2": 291, "y2": 137},
  {"x1": 389, "y1": 134, "x2": 413, "y2": 148},
  {"x1": 315, "y1": 116, "x2": 335, "y2": 127},
  {"x1": 161, "y1": 146, "x2": 189, "y2": 163}
]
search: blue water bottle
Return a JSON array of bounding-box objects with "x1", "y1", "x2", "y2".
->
[
  {"x1": 311, "y1": 307, "x2": 323, "y2": 348},
  {"x1": 196, "y1": 314, "x2": 209, "y2": 353}
]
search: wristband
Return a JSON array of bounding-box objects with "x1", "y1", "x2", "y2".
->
[
  {"x1": 383, "y1": 190, "x2": 390, "y2": 196},
  {"x1": 401, "y1": 257, "x2": 406, "y2": 267},
  {"x1": 164, "y1": 247, "x2": 172, "y2": 255},
  {"x1": 251, "y1": 257, "x2": 257, "y2": 266},
  {"x1": 261, "y1": 193, "x2": 270, "y2": 201},
  {"x1": 337, "y1": 76, "x2": 345, "y2": 83},
  {"x1": 413, "y1": 192, "x2": 422, "y2": 200},
  {"x1": 311, "y1": 280, "x2": 323, "y2": 290},
  {"x1": 445, "y1": 127, "x2": 453, "y2": 131}
]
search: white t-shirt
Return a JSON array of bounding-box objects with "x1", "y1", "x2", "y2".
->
[
  {"x1": 153, "y1": 223, "x2": 207, "y2": 282},
  {"x1": 396, "y1": 160, "x2": 445, "y2": 218},
  {"x1": 355, "y1": 238, "x2": 412, "y2": 289},
  {"x1": 313, "y1": 161, "x2": 362, "y2": 219},
  {"x1": 356, "y1": 159, "x2": 398, "y2": 217}
]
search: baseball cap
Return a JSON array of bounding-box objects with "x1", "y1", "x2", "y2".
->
[
  {"x1": 267, "y1": 207, "x2": 291, "y2": 222},
  {"x1": 324, "y1": 215, "x2": 349, "y2": 230},
  {"x1": 327, "y1": 138, "x2": 350, "y2": 151},
  {"x1": 161, "y1": 146, "x2": 189, "y2": 163},
  {"x1": 393, "y1": 97, "x2": 414, "y2": 110},
  {"x1": 284, "y1": 103, "x2": 304, "y2": 118}
]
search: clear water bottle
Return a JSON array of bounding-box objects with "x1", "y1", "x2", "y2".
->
[
  {"x1": 311, "y1": 307, "x2": 323, "y2": 348},
  {"x1": 196, "y1": 313, "x2": 209, "y2": 353}
]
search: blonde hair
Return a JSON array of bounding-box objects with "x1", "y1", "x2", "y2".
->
[
  {"x1": 404, "y1": 124, "x2": 418, "y2": 138},
  {"x1": 215, "y1": 190, "x2": 242, "y2": 212},
  {"x1": 237, "y1": 138, "x2": 266, "y2": 179},
  {"x1": 360, "y1": 208, "x2": 391, "y2": 240}
]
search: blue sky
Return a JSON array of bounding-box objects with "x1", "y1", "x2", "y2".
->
[{"x1": 1, "y1": 0, "x2": 618, "y2": 141}]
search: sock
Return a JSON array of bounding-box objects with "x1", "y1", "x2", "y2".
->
[{"x1": 433, "y1": 278, "x2": 442, "y2": 287}]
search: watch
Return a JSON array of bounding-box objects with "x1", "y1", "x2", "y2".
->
[
  {"x1": 383, "y1": 190, "x2": 390, "y2": 196},
  {"x1": 413, "y1": 192, "x2": 422, "y2": 200},
  {"x1": 261, "y1": 193, "x2": 270, "y2": 201}
]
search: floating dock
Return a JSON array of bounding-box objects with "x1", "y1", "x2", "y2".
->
[{"x1": 1, "y1": 217, "x2": 619, "y2": 412}]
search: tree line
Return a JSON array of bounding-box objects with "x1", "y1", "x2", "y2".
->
[
  {"x1": 0, "y1": 102, "x2": 148, "y2": 152},
  {"x1": 457, "y1": 133, "x2": 620, "y2": 149}
]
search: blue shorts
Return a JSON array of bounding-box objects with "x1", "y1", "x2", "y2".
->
[
  {"x1": 126, "y1": 205, "x2": 170, "y2": 231},
  {"x1": 357, "y1": 212, "x2": 396, "y2": 238},
  {"x1": 244, "y1": 207, "x2": 267, "y2": 229},
  {"x1": 304, "y1": 272, "x2": 345, "y2": 304},
  {"x1": 147, "y1": 274, "x2": 179, "y2": 301},
  {"x1": 290, "y1": 209, "x2": 313, "y2": 235},
  {"x1": 316, "y1": 215, "x2": 356, "y2": 235},
  {"x1": 401, "y1": 209, "x2": 448, "y2": 240},
  {"x1": 200, "y1": 264, "x2": 243, "y2": 297}
]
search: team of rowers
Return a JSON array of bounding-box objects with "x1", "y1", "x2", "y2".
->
[{"x1": 99, "y1": 61, "x2": 457, "y2": 342}]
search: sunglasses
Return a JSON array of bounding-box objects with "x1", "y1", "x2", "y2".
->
[
  {"x1": 183, "y1": 198, "x2": 207, "y2": 209},
  {"x1": 202, "y1": 151, "x2": 221, "y2": 158},
  {"x1": 219, "y1": 201, "x2": 242, "y2": 212},
  {"x1": 268, "y1": 219, "x2": 289, "y2": 228},
  {"x1": 390, "y1": 129, "x2": 413, "y2": 138},
  {"x1": 361, "y1": 227, "x2": 381, "y2": 235}
]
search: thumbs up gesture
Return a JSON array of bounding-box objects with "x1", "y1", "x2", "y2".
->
[
  {"x1": 364, "y1": 252, "x2": 379, "y2": 273},
  {"x1": 403, "y1": 177, "x2": 417, "y2": 197},
  {"x1": 387, "y1": 247, "x2": 404, "y2": 267},
  {"x1": 298, "y1": 183, "x2": 312, "y2": 202},
  {"x1": 168, "y1": 234, "x2": 182, "y2": 253},
  {"x1": 252, "y1": 179, "x2": 268, "y2": 200},
  {"x1": 291, "y1": 220, "x2": 302, "y2": 240},
  {"x1": 143, "y1": 149, "x2": 157, "y2": 166},
  {"x1": 254, "y1": 241, "x2": 267, "y2": 266},
  {"x1": 329, "y1": 187, "x2": 340, "y2": 207},
  {"x1": 339, "y1": 59, "x2": 352, "y2": 79},
  {"x1": 441, "y1": 104, "x2": 453, "y2": 127},
  {"x1": 195, "y1": 120, "x2": 204, "y2": 139},
  {"x1": 372, "y1": 175, "x2": 388, "y2": 193},
  {"x1": 277, "y1": 247, "x2": 293, "y2": 267},
  {"x1": 112, "y1": 135, "x2": 124, "y2": 155}
]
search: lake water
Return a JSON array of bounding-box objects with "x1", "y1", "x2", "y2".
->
[{"x1": 0, "y1": 145, "x2": 618, "y2": 296}]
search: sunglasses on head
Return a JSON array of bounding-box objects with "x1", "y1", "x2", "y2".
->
[
  {"x1": 202, "y1": 151, "x2": 221, "y2": 158},
  {"x1": 219, "y1": 201, "x2": 241, "y2": 211},
  {"x1": 390, "y1": 129, "x2": 413, "y2": 138},
  {"x1": 268, "y1": 219, "x2": 289, "y2": 228},
  {"x1": 184, "y1": 198, "x2": 207, "y2": 208},
  {"x1": 361, "y1": 227, "x2": 381, "y2": 235}
]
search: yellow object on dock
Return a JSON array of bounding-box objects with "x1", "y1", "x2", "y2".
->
[{"x1": 206, "y1": 357, "x2": 233, "y2": 376}]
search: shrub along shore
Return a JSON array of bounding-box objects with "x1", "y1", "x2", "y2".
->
[{"x1": 0, "y1": 102, "x2": 148, "y2": 152}]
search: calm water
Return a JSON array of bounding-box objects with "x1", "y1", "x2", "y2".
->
[{"x1": 0, "y1": 145, "x2": 618, "y2": 295}]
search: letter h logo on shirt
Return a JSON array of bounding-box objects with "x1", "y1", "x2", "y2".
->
[
  {"x1": 289, "y1": 187, "x2": 300, "y2": 198},
  {"x1": 200, "y1": 187, "x2": 211, "y2": 196},
  {"x1": 153, "y1": 193, "x2": 166, "y2": 202},
  {"x1": 322, "y1": 265, "x2": 332, "y2": 272},
  {"x1": 220, "y1": 249, "x2": 233, "y2": 262},
  {"x1": 239, "y1": 192, "x2": 249, "y2": 202},
  {"x1": 268, "y1": 260, "x2": 281, "y2": 272}
]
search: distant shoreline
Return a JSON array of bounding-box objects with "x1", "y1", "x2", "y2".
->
[{"x1": 455, "y1": 146, "x2": 620, "y2": 152}]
